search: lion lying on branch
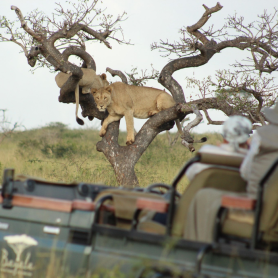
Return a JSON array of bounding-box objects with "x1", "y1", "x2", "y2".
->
[
  {"x1": 91, "y1": 82, "x2": 183, "y2": 145},
  {"x1": 55, "y1": 68, "x2": 109, "y2": 125}
]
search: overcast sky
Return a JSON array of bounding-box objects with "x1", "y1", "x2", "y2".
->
[{"x1": 1, "y1": 0, "x2": 278, "y2": 134}]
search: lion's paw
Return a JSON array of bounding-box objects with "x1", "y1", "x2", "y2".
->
[
  {"x1": 148, "y1": 110, "x2": 158, "y2": 117},
  {"x1": 99, "y1": 129, "x2": 106, "y2": 137},
  {"x1": 126, "y1": 136, "x2": 135, "y2": 145}
]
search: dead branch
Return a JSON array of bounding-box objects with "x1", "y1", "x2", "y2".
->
[
  {"x1": 106, "y1": 67, "x2": 128, "y2": 84},
  {"x1": 125, "y1": 67, "x2": 159, "y2": 86},
  {"x1": 166, "y1": 118, "x2": 189, "y2": 147},
  {"x1": 11, "y1": 6, "x2": 43, "y2": 41},
  {"x1": 187, "y1": 2, "x2": 223, "y2": 45},
  {"x1": 180, "y1": 105, "x2": 205, "y2": 152},
  {"x1": 203, "y1": 108, "x2": 224, "y2": 125},
  {"x1": 3, "y1": 2, "x2": 129, "y2": 74}
]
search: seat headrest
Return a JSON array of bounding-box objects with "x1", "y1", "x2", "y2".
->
[{"x1": 198, "y1": 151, "x2": 245, "y2": 168}]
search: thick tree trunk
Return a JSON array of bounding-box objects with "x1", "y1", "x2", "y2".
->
[
  {"x1": 95, "y1": 121, "x2": 138, "y2": 186},
  {"x1": 95, "y1": 108, "x2": 181, "y2": 187},
  {"x1": 114, "y1": 161, "x2": 138, "y2": 187}
]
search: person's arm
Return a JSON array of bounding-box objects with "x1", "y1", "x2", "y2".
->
[{"x1": 240, "y1": 132, "x2": 261, "y2": 181}]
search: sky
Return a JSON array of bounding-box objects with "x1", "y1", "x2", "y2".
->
[{"x1": 1, "y1": 0, "x2": 278, "y2": 134}]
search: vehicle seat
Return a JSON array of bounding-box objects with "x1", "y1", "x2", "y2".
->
[
  {"x1": 219, "y1": 163, "x2": 278, "y2": 244},
  {"x1": 137, "y1": 151, "x2": 247, "y2": 236},
  {"x1": 172, "y1": 167, "x2": 246, "y2": 237},
  {"x1": 94, "y1": 189, "x2": 165, "y2": 229}
]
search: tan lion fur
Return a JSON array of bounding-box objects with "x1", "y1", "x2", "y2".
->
[
  {"x1": 55, "y1": 68, "x2": 109, "y2": 125},
  {"x1": 91, "y1": 82, "x2": 182, "y2": 145}
]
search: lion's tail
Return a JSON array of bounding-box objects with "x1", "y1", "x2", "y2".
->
[
  {"x1": 195, "y1": 137, "x2": 207, "y2": 143},
  {"x1": 75, "y1": 82, "x2": 84, "y2": 125}
]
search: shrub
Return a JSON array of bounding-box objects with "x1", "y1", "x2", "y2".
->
[
  {"x1": 41, "y1": 142, "x2": 78, "y2": 158},
  {"x1": 18, "y1": 139, "x2": 40, "y2": 150}
]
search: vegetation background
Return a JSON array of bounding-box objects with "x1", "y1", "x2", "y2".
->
[{"x1": 0, "y1": 122, "x2": 222, "y2": 192}]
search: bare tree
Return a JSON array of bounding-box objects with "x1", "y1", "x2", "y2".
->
[
  {"x1": 1, "y1": 1, "x2": 278, "y2": 186},
  {"x1": 0, "y1": 109, "x2": 21, "y2": 144}
]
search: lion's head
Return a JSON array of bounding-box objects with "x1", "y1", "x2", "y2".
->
[
  {"x1": 91, "y1": 86, "x2": 112, "y2": 112},
  {"x1": 95, "y1": 73, "x2": 109, "y2": 88}
]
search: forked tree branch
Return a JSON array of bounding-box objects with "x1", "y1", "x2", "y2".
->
[
  {"x1": 180, "y1": 105, "x2": 205, "y2": 152},
  {"x1": 48, "y1": 23, "x2": 112, "y2": 49},
  {"x1": 187, "y1": 2, "x2": 223, "y2": 45},
  {"x1": 203, "y1": 107, "x2": 224, "y2": 125}
]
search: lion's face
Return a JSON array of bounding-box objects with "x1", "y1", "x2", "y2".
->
[{"x1": 91, "y1": 87, "x2": 112, "y2": 112}]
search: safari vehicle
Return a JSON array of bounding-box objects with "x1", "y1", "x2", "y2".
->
[{"x1": 0, "y1": 149, "x2": 278, "y2": 278}]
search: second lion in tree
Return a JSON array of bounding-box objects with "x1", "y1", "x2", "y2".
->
[{"x1": 91, "y1": 82, "x2": 182, "y2": 145}]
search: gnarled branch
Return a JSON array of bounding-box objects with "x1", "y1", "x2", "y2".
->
[
  {"x1": 27, "y1": 46, "x2": 41, "y2": 67},
  {"x1": 187, "y1": 2, "x2": 223, "y2": 45},
  {"x1": 106, "y1": 67, "x2": 128, "y2": 84},
  {"x1": 11, "y1": 6, "x2": 43, "y2": 42},
  {"x1": 180, "y1": 105, "x2": 205, "y2": 152},
  {"x1": 62, "y1": 46, "x2": 96, "y2": 70}
]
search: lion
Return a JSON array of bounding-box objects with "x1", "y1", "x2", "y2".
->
[
  {"x1": 55, "y1": 68, "x2": 109, "y2": 125},
  {"x1": 91, "y1": 82, "x2": 183, "y2": 145}
]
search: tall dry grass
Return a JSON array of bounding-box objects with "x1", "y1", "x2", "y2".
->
[{"x1": 0, "y1": 122, "x2": 222, "y2": 192}]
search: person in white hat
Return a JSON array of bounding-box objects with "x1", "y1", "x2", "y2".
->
[
  {"x1": 186, "y1": 115, "x2": 252, "y2": 181},
  {"x1": 184, "y1": 105, "x2": 278, "y2": 243},
  {"x1": 240, "y1": 101, "x2": 278, "y2": 197}
]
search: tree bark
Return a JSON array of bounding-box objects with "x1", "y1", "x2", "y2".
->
[
  {"x1": 95, "y1": 106, "x2": 179, "y2": 187},
  {"x1": 96, "y1": 121, "x2": 139, "y2": 186}
]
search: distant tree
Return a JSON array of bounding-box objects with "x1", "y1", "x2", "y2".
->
[
  {"x1": 1, "y1": 1, "x2": 277, "y2": 186},
  {"x1": 0, "y1": 109, "x2": 21, "y2": 144}
]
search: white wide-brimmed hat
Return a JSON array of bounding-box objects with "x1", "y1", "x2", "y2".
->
[
  {"x1": 222, "y1": 115, "x2": 252, "y2": 146},
  {"x1": 263, "y1": 101, "x2": 278, "y2": 124}
]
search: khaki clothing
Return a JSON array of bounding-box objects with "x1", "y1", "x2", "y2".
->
[
  {"x1": 184, "y1": 188, "x2": 223, "y2": 243},
  {"x1": 184, "y1": 189, "x2": 244, "y2": 243}
]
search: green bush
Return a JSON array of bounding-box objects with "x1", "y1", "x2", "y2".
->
[
  {"x1": 18, "y1": 139, "x2": 41, "y2": 149},
  {"x1": 41, "y1": 142, "x2": 79, "y2": 158},
  {"x1": 44, "y1": 122, "x2": 68, "y2": 130}
]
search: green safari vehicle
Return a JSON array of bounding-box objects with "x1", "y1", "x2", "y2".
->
[{"x1": 0, "y1": 150, "x2": 278, "y2": 278}]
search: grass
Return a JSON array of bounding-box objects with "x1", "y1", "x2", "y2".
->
[{"x1": 0, "y1": 122, "x2": 222, "y2": 192}]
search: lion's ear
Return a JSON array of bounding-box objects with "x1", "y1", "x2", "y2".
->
[
  {"x1": 91, "y1": 88, "x2": 98, "y2": 94},
  {"x1": 100, "y1": 73, "x2": 107, "y2": 81},
  {"x1": 106, "y1": 86, "x2": 112, "y2": 94}
]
